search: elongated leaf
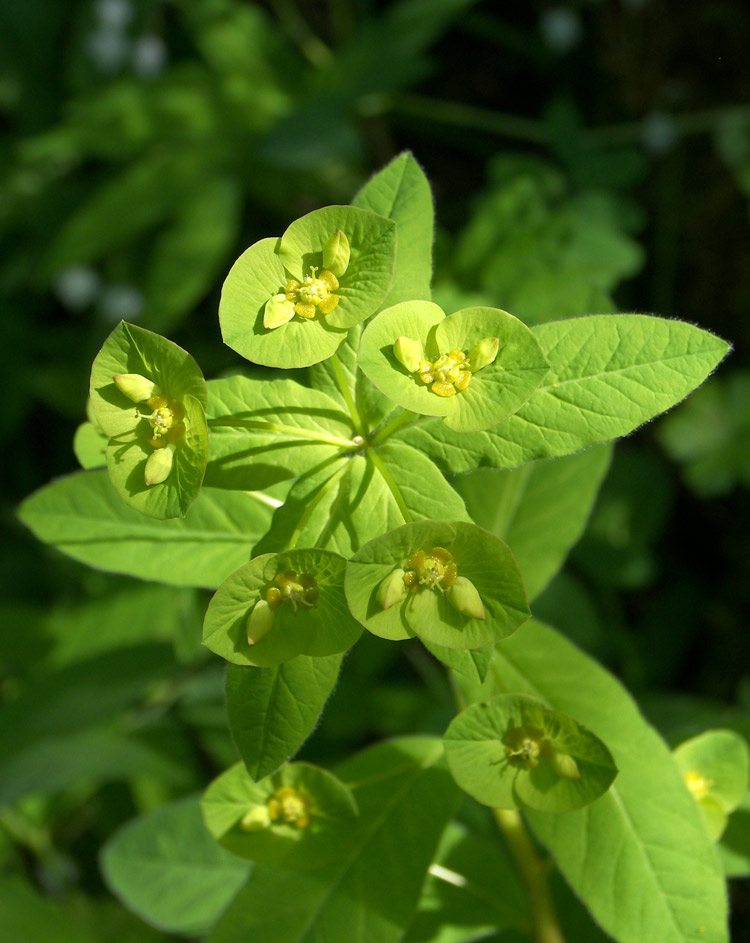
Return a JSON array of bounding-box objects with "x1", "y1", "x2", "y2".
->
[
  {"x1": 255, "y1": 441, "x2": 470, "y2": 556},
  {"x1": 19, "y1": 470, "x2": 273, "y2": 589},
  {"x1": 205, "y1": 375, "x2": 353, "y2": 491},
  {"x1": 208, "y1": 738, "x2": 459, "y2": 943},
  {"x1": 0, "y1": 643, "x2": 174, "y2": 763},
  {"x1": 453, "y1": 444, "x2": 612, "y2": 600},
  {"x1": 0, "y1": 729, "x2": 187, "y2": 806},
  {"x1": 353, "y1": 151, "x2": 434, "y2": 307},
  {"x1": 408, "y1": 315, "x2": 731, "y2": 472},
  {"x1": 458, "y1": 622, "x2": 729, "y2": 943},
  {"x1": 226, "y1": 654, "x2": 343, "y2": 781},
  {"x1": 141, "y1": 175, "x2": 242, "y2": 333},
  {"x1": 102, "y1": 796, "x2": 251, "y2": 936},
  {"x1": 403, "y1": 822, "x2": 529, "y2": 942},
  {"x1": 0, "y1": 876, "x2": 97, "y2": 943}
]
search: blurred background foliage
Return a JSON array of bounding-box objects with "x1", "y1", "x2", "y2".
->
[{"x1": 2, "y1": 0, "x2": 750, "y2": 939}]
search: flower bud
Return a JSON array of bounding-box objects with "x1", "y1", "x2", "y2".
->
[
  {"x1": 447, "y1": 576, "x2": 486, "y2": 621},
  {"x1": 393, "y1": 336, "x2": 423, "y2": 374},
  {"x1": 469, "y1": 336, "x2": 500, "y2": 372},
  {"x1": 240, "y1": 804, "x2": 271, "y2": 832},
  {"x1": 263, "y1": 293, "x2": 296, "y2": 330},
  {"x1": 247, "y1": 598, "x2": 275, "y2": 645},
  {"x1": 376, "y1": 568, "x2": 408, "y2": 610},
  {"x1": 144, "y1": 444, "x2": 175, "y2": 486},
  {"x1": 323, "y1": 230, "x2": 350, "y2": 278},
  {"x1": 114, "y1": 373, "x2": 161, "y2": 403},
  {"x1": 551, "y1": 752, "x2": 581, "y2": 781}
]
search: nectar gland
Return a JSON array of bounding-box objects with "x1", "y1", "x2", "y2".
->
[{"x1": 267, "y1": 786, "x2": 311, "y2": 829}]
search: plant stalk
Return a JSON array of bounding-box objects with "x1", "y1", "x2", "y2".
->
[
  {"x1": 207, "y1": 418, "x2": 356, "y2": 450},
  {"x1": 330, "y1": 353, "x2": 366, "y2": 436},
  {"x1": 493, "y1": 808, "x2": 565, "y2": 943}
]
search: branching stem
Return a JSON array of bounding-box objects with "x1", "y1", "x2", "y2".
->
[
  {"x1": 371, "y1": 408, "x2": 420, "y2": 446},
  {"x1": 365, "y1": 445, "x2": 412, "y2": 522},
  {"x1": 330, "y1": 353, "x2": 366, "y2": 436}
]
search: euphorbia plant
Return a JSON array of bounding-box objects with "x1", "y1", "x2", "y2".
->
[{"x1": 20, "y1": 154, "x2": 744, "y2": 943}]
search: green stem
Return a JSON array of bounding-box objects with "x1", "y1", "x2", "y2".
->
[
  {"x1": 365, "y1": 445, "x2": 412, "y2": 522},
  {"x1": 288, "y1": 462, "x2": 349, "y2": 550},
  {"x1": 330, "y1": 353, "x2": 365, "y2": 436},
  {"x1": 371, "y1": 408, "x2": 420, "y2": 446},
  {"x1": 207, "y1": 418, "x2": 356, "y2": 450},
  {"x1": 492, "y1": 809, "x2": 565, "y2": 943},
  {"x1": 269, "y1": 0, "x2": 332, "y2": 66}
]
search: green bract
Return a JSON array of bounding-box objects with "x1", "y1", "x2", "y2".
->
[
  {"x1": 89, "y1": 321, "x2": 208, "y2": 519},
  {"x1": 357, "y1": 301, "x2": 549, "y2": 432},
  {"x1": 202, "y1": 548, "x2": 362, "y2": 667},
  {"x1": 345, "y1": 521, "x2": 530, "y2": 649},
  {"x1": 201, "y1": 761, "x2": 357, "y2": 869},
  {"x1": 443, "y1": 693, "x2": 617, "y2": 812},
  {"x1": 219, "y1": 206, "x2": 396, "y2": 369},
  {"x1": 673, "y1": 730, "x2": 750, "y2": 840}
]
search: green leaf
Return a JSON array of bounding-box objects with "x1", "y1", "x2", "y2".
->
[
  {"x1": 0, "y1": 876, "x2": 97, "y2": 943},
  {"x1": 254, "y1": 441, "x2": 471, "y2": 556},
  {"x1": 19, "y1": 470, "x2": 274, "y2": 589},
  {"x1": 201, "y1": 761, "x2": 358, "y2": 868},
  {"x1": 208, "y1": 737, "x2": 459, "y2": 943},
  {"x1": 422, "y1": 640, "x2": 494, "y2": 684},
  {"x1": 673, "y1": 730, "x2": 750, "y2": 840},
  {"x1": 718, "y1": 791, "x2": 750, "y2": 877},
  {"x1": 458, "y1": 621, "x2": 729, "y2": 943},
  {"x1": 353, "y1": 151, "x2": 434, "y2": 307},
  {"x1": 0, "y1": 729, "x2": 188, "y2": 806},
  {"x1": 453, "y1": 444, "x2": 612, "y2": 600},
  {"x1": 89, "y1": 321, "x2": 209, "y2": 518},
  {"x1": 203, "y1": 549, "x2": 362, "y2": 667},
  {"x1": 403, "y1": 822, "x2": 529, "y2": 942},
  {"x1": 444, "y1": 693, "x2": 617, "y2": 812},
  {"x1": 358, "y1": 302, "x2": 549, "y2": 432},
  {"x1": 141, "y1": 175, "x2": 242, "y2": 333},
  {"x1": 226, "y1": 653, "x2": 343, "y2": 781},
  {"x1": 101, "y1": 796, "x2": 251, "y2": 936},
  {"x1": 219, "y1": 207, "x2": 396, "y2": 368},
  {"x1": 205, "y1": 374, "x2": 353, "y2": 491},
  {"x1": 407, "y1": 315, "x2": 731, "y2": 472},
  {"x1": 73, "y1": 420, "x2": 107, "y2": 469},
  {"x1": 345, "y1": 521, "x2": 530, "y2": 649}
]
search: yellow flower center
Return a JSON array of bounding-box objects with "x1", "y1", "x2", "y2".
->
[
  {"x1": 402, "y1": 547, "x2": 458, "y2": 594},
  {"x1": 285, "y1": 267, "x2": 340, "y2": 320},
  {"x1": 504, "y1": 725, "x2": 547, "y2": 770},
  {"x1": 267, "y1": 786, "x2": 311, "y2": 829},
  {"x1": 684, "y1": 770, "x2": 712, "y2": 801},
  {"x1": 266, "y1": 570, "x2": 319, "y2": 614},
  {"x1": 145, "y1": 396, "x2": 186, "y2": 449},
  {"x1": 418, "y1": 349, "x2": 473, "y2": 397}
]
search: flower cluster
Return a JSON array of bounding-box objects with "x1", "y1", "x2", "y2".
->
[
  {"x1": 376, "y1": 546, "x2": 486, "y2": 621},
  {"x1": 113, "y1": 373, "x2": 186, "y2": 486},
  {"x1": 393, "y1": 334, "x2": 500, "y2": 398},
  {"x1": 263, "y1": 230, "x2": 350, "y2": 329},
  {"x1": 246, "y1": 569, "x2": 319, "y2": 645},
  {"x1": 503, "y1": 724, "x2": 581, "y2": 780}
]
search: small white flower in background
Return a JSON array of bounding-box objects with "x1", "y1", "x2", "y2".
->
[
  {"x1": 539, "y1": 8, "x2": 582, "y2": 54},
  {"x1": 95, "y1": 0, "x2": 133, "y2": 30},
  {"x1": 641, "y1": 111, "x2": 678, "y2": 155},
  {"x1": 54, "y1": 267, "x2": 101, "y2": 311},
  {"x1": 133, "y1": 35, "x2": 167, "y2": 79},
  {"x1": 99, "y1": 284, "x2": 143, "y2": 323},
  {"x1": 87, "y1": 27, "x2": 130, "y2": 73}
]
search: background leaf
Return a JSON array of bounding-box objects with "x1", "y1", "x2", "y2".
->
[
  {"x1": 453, "y1": 444, "x2": 612, "y2": 600},
  {"x1": 101, "y1": 796, "x2": 251, "y2": 936}
]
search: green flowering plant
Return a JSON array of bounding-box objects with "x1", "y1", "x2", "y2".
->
[{"x1": 19, "y1": 154, "x2": 739, "y2": 943}]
